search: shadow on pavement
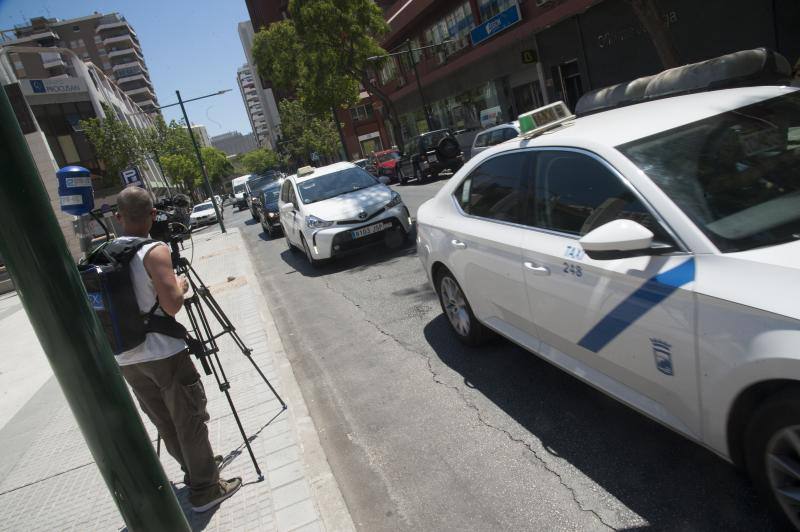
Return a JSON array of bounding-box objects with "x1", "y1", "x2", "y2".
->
[
  {"x1": 276, "y1": 228, "x2": 418, "y2": 278},
  {"x1": 422, "y1": 314, "x2": 779, "y2": 531}
]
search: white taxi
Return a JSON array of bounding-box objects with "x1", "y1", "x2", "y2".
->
[
  {"x1": 279, "y1": 162, "x2": 412, "y2": 266},
  {"x1": 417, "y1": 82, "x2": 800, "y2": 527}
]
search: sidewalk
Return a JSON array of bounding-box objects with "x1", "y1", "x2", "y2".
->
[{"x1": 0, "y1": 227, "x2": 354, "y2": 532}]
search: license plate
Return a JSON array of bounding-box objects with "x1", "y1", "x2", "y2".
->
[{"x1": 351, "y1": 221, "x2": 392, "y2": 239}]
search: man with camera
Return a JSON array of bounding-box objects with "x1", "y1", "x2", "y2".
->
[{"x1": 114, "y1": 186, "x2": 241, "y2": 513}]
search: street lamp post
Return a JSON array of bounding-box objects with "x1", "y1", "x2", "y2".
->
[
  {"x1": 154, "y1": 89, "x2": 232, "y2": 234},
  {"x1": 405, "y1": 40, "x2": 433, "y2": 131}
]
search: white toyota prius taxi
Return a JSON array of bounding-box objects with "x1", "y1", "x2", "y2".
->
[
  {"x1": 279, "y1": 162, "x2": 412, "y2": 266},
  {"x1": 417, "y1": 50, "x2": 800, "y2": 527}
]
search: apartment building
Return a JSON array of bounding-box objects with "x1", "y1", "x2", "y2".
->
[
  {"x1": 237, "y1": 21, "x2": 281, "y2": 149},
  {"x1": 185, "y1": 124, "x2": 211, "y2": 148},
  {"x1": 212, "y1": 131, "x2": 258, "y2": 156},
  {"x1": 0, "y1": 13, "x2": 159, "y2": 113},
  {"x1": 236, "y1": 63, "x2": 273, "y2": 148}
]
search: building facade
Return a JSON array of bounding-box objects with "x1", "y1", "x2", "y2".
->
[
  {"x1": 236, "y1": 63, "x2": 274, "y2": 148},
  {"x1": 238, "y1": 21, "x2": 281, "y2": 149},
  {"x1": 0, "y1": 13, "x2": 159, "y2": 113},
  {"x1": 211, "y1": 131, "x2": 258, "y2": 156},
  {"x1": 375, "y1": 0, "x2": 800, "y2": 147},
  {"x1": 1, "y1": 46, "x2": 171, "y2": 257},
  {"x1": 185, "y1": 124, "x2": 211, "y2": 148}
]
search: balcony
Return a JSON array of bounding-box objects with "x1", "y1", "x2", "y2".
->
[
  {"x1": 113, "y1": 60, "x2": 144, "y2": 73},
  {"x1": 136, "y1": 99, "x2": 157, "y2": 111},
  {"x1": 126, "y1": 86, "x2": 156, "y2": 99},
  {"x1": 96, "y1": 20, "x2": 137, "y2": 38},
  {"x1": 41, "y1": 52, "x2": 67, "y2": 69},
  {"x1": 7, "y1": 30, "x2": 59, "y2": 45},
  {"x1": 103, "y1": 34, "x2": 135, "y2": 47},
  {"x1": 108, "y1": 46, "x2": 142, "y2": 60},
  {"x1": 117, "y1": 73, "x2": 149, "y2": 85}
]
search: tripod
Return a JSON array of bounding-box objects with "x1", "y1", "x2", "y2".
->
[{"x1": 159, "y1": 238, "x2": 287, "y2": 481}]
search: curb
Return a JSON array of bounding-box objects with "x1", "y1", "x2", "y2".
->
[{"x1": 234, "y1": 228, "x2": 356, "y2": 532}]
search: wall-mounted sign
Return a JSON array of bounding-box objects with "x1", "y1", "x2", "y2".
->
[
  {"x1": 23, "y1": 78, "x2": 87, "y2": 95},
  {"x1": 521, "y1": 49, "x2": 538, "y2": 64},
  {"x1": 121, "y1": 167, "x2": 143, "y2": 187},
  {"x1": 470, "y1": 2, "x2": 522, "y2": 46}
]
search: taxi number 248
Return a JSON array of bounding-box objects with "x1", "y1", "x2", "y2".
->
[{"x1": 562, "y1": 262, "x2": 583, "y2": 278}]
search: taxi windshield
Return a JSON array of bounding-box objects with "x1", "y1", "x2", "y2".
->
[
  {"x1": 193, "y1": 203, "x2": 214, "y2": 212},
  {"x1": 618, "y1": 91, "x2": 800, "y2": 253},
  {"x1": 297, "y1": 168, "x2": 377, "y2": 204}
]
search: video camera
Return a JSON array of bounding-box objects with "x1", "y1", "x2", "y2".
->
[{"x1": 150, "y1": 194, "x2": 192, "y2": 244}]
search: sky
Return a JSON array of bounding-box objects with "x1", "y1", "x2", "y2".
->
[{"x1": 0, "y1": 0, "x2": 253, "y2": 138}]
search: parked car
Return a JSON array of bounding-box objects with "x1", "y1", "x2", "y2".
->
[
  {"x1": 416, "y1": 63, "x2": 800, "y2": 530},
  {"x1": 398, "y1": 129, "x2": 464, "y2": 185},
  {"x1": 470, "y1": 122, "x2": 520, "y2": 159},
  {"x1": 279, "y1": 162, "x2": 412, "y2": 266},
  {"x1": 256, "y1": 181, "x2": 283, "y2": 238},
  {"x1": 246, "y1": 171, "x2": 283, "y2": 221},
  {"x1": 368, "y1": 149, "x2": 403, "y2": 183},
  {"x1": 189, "y1": 201, "x2": 219, "y2": 228}
]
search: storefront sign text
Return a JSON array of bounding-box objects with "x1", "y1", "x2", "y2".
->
[{"x1": 470, "y1": 2, "x2": 522, "y2": 46}]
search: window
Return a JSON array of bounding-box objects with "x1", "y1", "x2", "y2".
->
[
  {"x1": 94, "y1": 35, "x2": 102, "y2": 43},
  {"x1": 349, "y1": 104, "x2": 374, "y2": 122},
  {"x1": 423, "y1": 1, "x2": 474, "y2": 62},
  {"x1": 478, "y1": 0, "x2": 517, "y2": 20},
  {"x1": 502, "y1": 127, "x2": 519, "y2": 141},
  {"x1": 532, "y1": 150, "x2": 670, "y2": 241},
  {"x1": 455, "y1": 152, "x2": 528, "y2": 223},
  {"x1": 77, "y1": 39, "x2": 85, "y2": 47},
  {"x1": 72, "y1": 25, "x2": 80, "y2": 31},
  {"x1": 473, "y1": 132, "x2": 489, "y2": 148},
  {"x1": 619, "y1": 91, "x2": 800, "y2": 252}
]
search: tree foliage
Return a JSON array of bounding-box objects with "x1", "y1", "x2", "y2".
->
[
  {"x1": 241, "y1": 148, "x2": 282, "y2": 175},
  {"x1": 252, "y1": 0, "x2": 405, "y2": 149},
  {"x1": 160, "y1": 153, "x2": 198, "y2": 189},
  {"x1": 277, "y1": 99, "x2": 340, "y2": 164},
  {"x1": 79, "y1": 104, "x2": 143, "y2": 188},
  {"x1": 200, "y1": 146, "x2": 233, "y2": 187}
]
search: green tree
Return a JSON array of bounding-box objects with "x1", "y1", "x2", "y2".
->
[
  {"x1": 80, "y1": 104, "x2": 143, "y2": 188},
  {"x1": 241, "y1": 148, "x2": 282, "y2": 175},
  {"x1": 277, "y1": 99, "x2": 339, "y2": 164},
  {"x1": 160, "y1": 153, "x2": 200, "y2": 190},
  {"x1": 200, "y1": 146, "x2": 234, "y2": 187},
  {"x1": 252, "y1": 0, "x2": 405, "y2": 150}
]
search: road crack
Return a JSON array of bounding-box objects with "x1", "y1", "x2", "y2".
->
[{"x1": 322, "y1": 279, "x2": 616, "y2": 530}]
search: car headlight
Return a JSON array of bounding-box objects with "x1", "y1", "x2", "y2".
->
[
  {"x1": 268, "y1": 212, "x2": 278, "y2": 218},
  {"x1": 306, "y1": 215, "x2": 333, "y2": 229},
  {"x1": 385, "y1": 192, "x2": 402, "y2": 209}
]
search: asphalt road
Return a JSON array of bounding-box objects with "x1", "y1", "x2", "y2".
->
[{"x1": 209, "y1": 186, "x2": 779, "y2": 531}]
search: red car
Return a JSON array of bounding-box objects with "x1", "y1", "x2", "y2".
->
[{"x1": 368, "y1": 149, "x2": 404, "y2": 183}]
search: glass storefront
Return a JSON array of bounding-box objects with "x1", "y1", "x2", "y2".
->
[{"x1": 399, "y1": 79, "x2": 504, "y2": 138}]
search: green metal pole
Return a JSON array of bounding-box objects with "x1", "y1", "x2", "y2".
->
[
  {"x1": 0, "y1": 88, "x2": 190, "y2": 531},
  {"x1": 176, "y1": 90, "x2": 226, "y2": 233}
]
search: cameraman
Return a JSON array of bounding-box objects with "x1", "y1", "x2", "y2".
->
[{"x1": 114, "y1": 186, "x2": 241, "y2": 513}]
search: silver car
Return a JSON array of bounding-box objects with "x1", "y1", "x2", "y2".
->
[{"x1": 470, "y1": 122, "x2": 520, "y2": 159}]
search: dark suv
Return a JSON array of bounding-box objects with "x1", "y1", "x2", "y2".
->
[{"x1": 398, "y1": 129, "x2": 464, "y2": 185}]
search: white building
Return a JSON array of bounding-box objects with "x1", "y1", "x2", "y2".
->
[
  {"x1": 237, "y1": 20, "x2": 280, "y2": 149},
  {"x1": 0, "y1": 45, "x2": 173, "y2": 257},
  {"x1": 185, "y1": 124, "x2": 211, "y2": 148}
]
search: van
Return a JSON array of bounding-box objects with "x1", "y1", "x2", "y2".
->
[{"x1": 231, "y1": 174, "x2": 254, "y2": 211}]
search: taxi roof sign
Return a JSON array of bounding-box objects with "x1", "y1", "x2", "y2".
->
[
  {"x1": 518, "y1": 101, "x2": 575, "y2": 138},
  {"x1": 297, "y1": 166, "x2": 315, "y2": 177}
]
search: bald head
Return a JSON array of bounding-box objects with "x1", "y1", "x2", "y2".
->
[{"x1": 117, "y1": 186, "x2": 154, "y2": 235}]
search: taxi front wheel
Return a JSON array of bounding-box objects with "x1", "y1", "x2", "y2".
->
[
  {"x1": 435, "y1": 270, "x2": 489, "y2": 346},
  {"x1": 745, "y1": 388, "x2": 800, "y2": 530}
]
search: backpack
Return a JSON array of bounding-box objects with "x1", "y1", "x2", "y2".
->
[{"x1": 79, "y1": 237, "x2": 187, "y2": 355}]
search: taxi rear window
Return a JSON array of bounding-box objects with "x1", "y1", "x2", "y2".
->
[{"x1": 618, "y1": 91, "x2": 800, "y2": 252}]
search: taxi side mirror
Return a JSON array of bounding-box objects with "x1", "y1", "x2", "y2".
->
[{"x1": 579, "y1": 219, "x2": 672, "y2": 260}]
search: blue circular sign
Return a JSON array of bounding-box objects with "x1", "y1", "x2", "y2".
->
[{"x1": 56, "y1": 166, "x2": 95, "y2": 216}]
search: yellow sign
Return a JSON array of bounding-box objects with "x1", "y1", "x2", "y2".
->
[{"x1": 521, "y1": 49, "x2": 537, "y2": 64}]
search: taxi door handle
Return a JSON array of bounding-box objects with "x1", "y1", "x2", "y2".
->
[
  {"x1": 524, "y1": 262, "x2": 550, "y2": 275},
  {"x1": 451, "y1": 239, "x2": 467, "y2": 249}
]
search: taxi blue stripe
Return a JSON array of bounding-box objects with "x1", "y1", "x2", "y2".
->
[{"x1": 577, "y1": 258, "x2": 695, "y2": 353}]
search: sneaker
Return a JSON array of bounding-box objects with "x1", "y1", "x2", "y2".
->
[
  {"x1": 191, "y1": 477, "x2": 242, "y2": 513},
  {"x1": 184, "y1": 455, "x2": 223, "y2": 486}
]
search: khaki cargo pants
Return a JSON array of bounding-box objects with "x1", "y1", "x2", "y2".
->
[{"x1": 121, "y1": 351, "x2": 221, "y2": 505}]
